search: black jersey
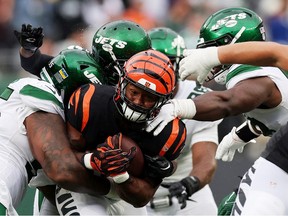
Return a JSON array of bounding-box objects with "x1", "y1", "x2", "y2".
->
[
  {"x1": 261, "y1": 122, "x2": 288, "y2": 173},
  {"x1": 67, "y1": 83, "x2": 186, "y2": 161}
]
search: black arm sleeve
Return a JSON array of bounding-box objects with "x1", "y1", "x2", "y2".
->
[{"x1": 20, "y1": 49, "x2": 54, "y2": 76}]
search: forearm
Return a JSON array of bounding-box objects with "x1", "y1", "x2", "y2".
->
[
  {"x1": 26, "y1": 112, "x2": 110, "y2": 196},
  {"x1": 20, "y1": 48, "x2": 53, "y2": 76},
  {"x1": 218, "y1": 42, "x2": 288, "y2": 70},
  {"x1": 115, "y1": 176, "x2": 160, "y2": 207},
  {"x1": 190, "y1": 142, "x2": 217, "y2": 188},
  {"x1": 193, "y1": 92, "x2": 238, "y2": 121}
]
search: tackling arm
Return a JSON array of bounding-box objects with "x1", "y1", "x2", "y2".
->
[
  {"x1": 193, "y1": 76, "x2": 280, "y2": 121},
  {"x1": 25, "y1": 111, "x2": 111, "y2": 196},
  {"x1": 190, "y1": 141, "x2": 217, "y2": 188},
  {"x1": 114, "y1": 176, "x2": 161, "y2": 207}
]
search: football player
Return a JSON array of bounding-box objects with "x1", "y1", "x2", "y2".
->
[
  {"x1": 0, "y1": 48, "x2": 123, "y2": 215},
  {"x1": 145, "y1": 7, "x2": 288, "y2": 215},
  {"x1": 146, "y1": 27, "x2": 220, "y2": 215},
  {"x1": 14, "y1": 21, "x2": 185, "y2": 214},
  {"x1": 54, "y1": 49, "x2": 187, "y2": 215}
]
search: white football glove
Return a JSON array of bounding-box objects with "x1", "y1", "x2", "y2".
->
[
  {"x1": 180, "y1": 47, "x2": 220, "y2": 84},
  {"x1": 215, "y1": 127, "x2": 256, "y2": 162},
  {"x1": 146, "y1": 99, "x2": 196, "y2": 136}
]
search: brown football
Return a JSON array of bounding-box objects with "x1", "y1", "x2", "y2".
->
[{"x1": 120, "y1": 134, "x2": 144, "y2": 177}]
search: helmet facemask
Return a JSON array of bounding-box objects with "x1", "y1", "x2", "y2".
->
[
  {"x1": 114, "y1": 49, "x2": 176, "y2": 123},
  {"x1": 116, "y1": 78, "x2": 168, "y2": 122}
]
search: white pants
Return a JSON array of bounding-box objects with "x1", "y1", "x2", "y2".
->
[
  {"x1": 146, "y1": 185, "x2": 217, "y2": 215},
  {"x1": 56, "y1": 186, "x2": 147, "y2": 215},
  {"x1": 0, "y1": 152, "x2": 28, "y2": 216},
  {"x1": 233, "y1": 157, "x2": 288, "y2": 215}
]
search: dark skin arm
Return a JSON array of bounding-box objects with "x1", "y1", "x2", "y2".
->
[
  {"x1": 114, "y1": 176, "x2": 161, "y2": 207},
  {"x1": 25, "y1": 111, "x2": 110, "y2": 196},
  {"x1": 193, "y1": 77, "x2": 281, "y2": 120},
  {"x1": 190, "y1": 141, "x2": 217, "y2": 188}
]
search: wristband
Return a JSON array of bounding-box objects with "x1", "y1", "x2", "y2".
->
[
  {"x1": 172, "y1": 99, "x2": 196, "y2": 119},
  {"x1": 105, "y1": 178, "x2": 120, "y2": 200},
  {"x1": 181, "y1": 176, "x2": 200, "y2": 196},
  {"x1": 112, "y1": 172, "x2": 130, "y2": 184},
  {"x1": 82, "y1": 153, "x2": 93, "y2": 170},
  {"x1": 235, "y1": 121, "x2": 260, "y2": 142}
]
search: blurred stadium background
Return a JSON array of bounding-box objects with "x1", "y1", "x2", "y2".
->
[{"x1": 0, "y1": 0, "x2": 285, "y2": 214}]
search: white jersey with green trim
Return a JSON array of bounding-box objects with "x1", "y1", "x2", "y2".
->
[
  {"x1": 147, "y1": 80, "x2": 220, "y2": 215},
  {"x1": 226, "y1": 64, "x2": 288, "y2": 136},
  {"x1": 0, "y1": 77, "x2": 64, "y2": 211}
]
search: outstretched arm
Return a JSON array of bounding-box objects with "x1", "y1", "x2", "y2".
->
[{"x1": 217, "y1": 41, "x2": 288, "y2": 70}]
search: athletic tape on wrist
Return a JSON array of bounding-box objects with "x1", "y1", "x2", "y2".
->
[
  {"x1": 173, "y1": 99, "x2": 196, "y2": 119},
  {"x1": 82, "y1": 153, "x2": 93, "y2": 170},
  {"x1": 112, "y1": 172, "x2": 130, "y2": 184},
  {"x1": 105, "y1": 178, "x2": 120, "y2": 200}
]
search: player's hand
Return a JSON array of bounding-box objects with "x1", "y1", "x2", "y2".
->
[
  {"x1": 179, "y1": 47, "x2": 220, "y2": 84},
  {"x1": 146, "y1": 99, "x2": 196, "y2": 136},
  {"x1": 161, "y1": 176, "x2": 200, "y2": 209},
  {"x1": 144, "y1": 155, "x2": 174, "y2": 179},
  {"x1": 215, "y1": 127, "x2": 256, "y2": 162},
  {"x1": 218, "y1": 190, "x2": 237, "y2": 216},
  {"x1": 14, "y1": 24, "x2": 44, "y2": 53},
  {"x1": 82, "y1": 134, "x2": 136, "y2": 176}
]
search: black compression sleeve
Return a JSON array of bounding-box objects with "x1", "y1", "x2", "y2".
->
[{"x1": 20, "y1": 49, "x2": 53, "y2": 76}]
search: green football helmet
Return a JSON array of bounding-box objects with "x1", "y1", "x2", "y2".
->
[
  {"x1": 40, "y1": 46, "x2": 107, "y2": 104},
  {"x1": 196, "y1": 7, "x2": 266, "y2": 83},
  {"x1": 148, "y1": 27, "x2": 186, "y2": 78},
  {"x1": 92, "y1": 20, "x2": 152, "y2": 85}
]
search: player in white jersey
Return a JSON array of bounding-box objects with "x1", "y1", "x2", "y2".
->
[
  {"x1": 0, "y1": 78, "x2": 63, "y2": 215},
  {"x1": 0, "y1": 48, "x2": 128, "y2": 215},
  {"x1": 145, "y1": 8, "x2": 288, "y2": 215},
  {"x1": 146, "y1": 7, "x2": 288, "y2": 157},
  {"x1": 146, "y1": 27, "x2": 220, "y2": 215}
]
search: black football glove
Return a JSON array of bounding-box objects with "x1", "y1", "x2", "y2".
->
[
  {"x1": 161, "y1": 176, "x2": 200, "y2": 209},
  {"x1": 144, "y1": 155, "x2": 174, "y2": 179},
  {"x1": 14, "y1": 24, "x2": 44, "y2": 53}
]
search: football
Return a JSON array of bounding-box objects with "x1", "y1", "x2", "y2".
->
[{"x1": 120, "y1": 134, "x2": 144, "y2": 177}]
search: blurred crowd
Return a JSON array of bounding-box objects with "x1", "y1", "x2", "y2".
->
[{"x1": 1, "y1": 0, "x2": 288, "y2": 83}]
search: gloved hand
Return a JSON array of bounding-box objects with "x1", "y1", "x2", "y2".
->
[
  {"x1": 218, "y1": 190, "x2": 237, "y2": 216},
  {"x1": 146, "y1": 99, "x2": 196, "y2": 136},
  {"x1": 144, "y1": 155, "x2": 174, "y2": 179},
  {"x1": 161, "y1": 176, "x2": 200, "y2": 209},
  {"x1": 14, "y1": 24, "x2": 44, "y2": 53},
  {"x1": 179, "y1": 47, "x2": 220, "y2": 84},
  {"x1": 82, "y1": 134, "x2": 136, "y2": 181},
  {"x1": 215, "y1": 127, "x2": 256, "y2": 162}
]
